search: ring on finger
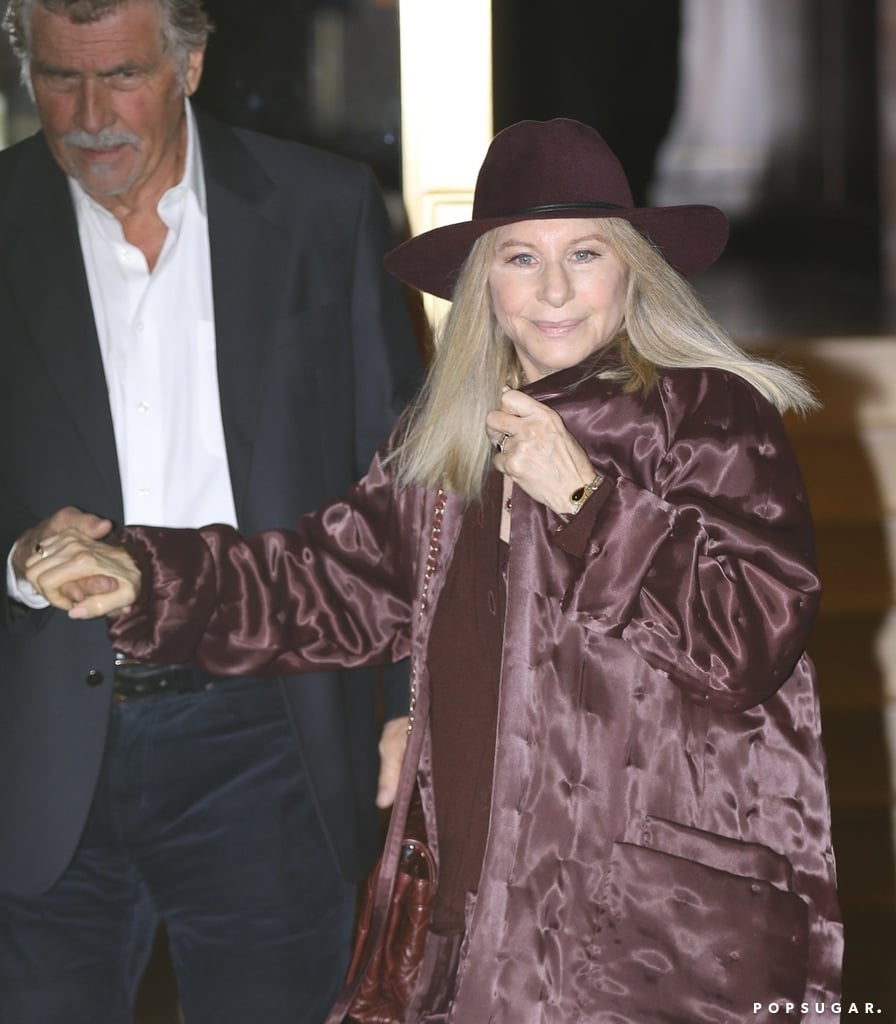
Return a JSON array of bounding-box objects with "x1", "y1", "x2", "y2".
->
[
  {"x1": 495, "y1": 432, "x2": 510, "y2": 454},
  {"x1": 33, "y1": 542, "x2": 45, "y2": 557}
]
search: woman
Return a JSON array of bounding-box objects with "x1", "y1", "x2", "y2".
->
[{"x1": 28, "y1": 119, "x2": 842, "y2": 1023}]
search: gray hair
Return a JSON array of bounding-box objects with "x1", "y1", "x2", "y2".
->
[{"x1": 3, "y1": 0, "x2": 212, "y2": 80}]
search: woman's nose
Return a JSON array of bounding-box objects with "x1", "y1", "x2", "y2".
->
[{"x1": 537, "y1": 260, "x2": 574, "y2": 306}]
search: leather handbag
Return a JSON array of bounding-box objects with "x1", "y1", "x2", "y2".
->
[
  {"x1": 344, "y1": 786, "x2": 436, "y2": 1024},
  {"x1": 341, "y1": 489, "x2": 447, "y2": 1024}
]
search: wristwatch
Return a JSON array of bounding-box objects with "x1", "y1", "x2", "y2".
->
[{"x1": 569, "y1": 474, "x2": 603, "y2": 515}]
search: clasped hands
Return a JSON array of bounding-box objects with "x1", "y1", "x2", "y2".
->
[{"x1": 23, "y1": 508, "x2": 141, "y2": 620}]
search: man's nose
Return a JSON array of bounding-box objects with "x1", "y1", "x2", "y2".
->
[{"x1": 75, "y1": 78, "x2": 113, "y2": 134}]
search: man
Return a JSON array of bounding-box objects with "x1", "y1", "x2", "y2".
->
[{"x1": 0, "y1": 1, "x2": 420, "y2": 1022}]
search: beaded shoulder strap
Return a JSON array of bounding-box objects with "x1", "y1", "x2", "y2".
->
[{"x1": 407, "y1": 487, "x2": 446, "y2": 735}]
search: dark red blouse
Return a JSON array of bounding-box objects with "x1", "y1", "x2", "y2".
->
[{"x1": 426, "y1": 471, "x2": 604, "y2": 933}]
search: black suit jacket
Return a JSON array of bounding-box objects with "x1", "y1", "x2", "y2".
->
[{"x1": 0, "y1": 110, "x2": 421, "y2": 896}]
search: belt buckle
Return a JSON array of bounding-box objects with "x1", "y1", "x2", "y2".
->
[
  {"x1": 114, "y1": 652, "x2": 142, "y2": 669},
  {"x1": 113, "y1": 652, "x2": 137, "y2": 704},
  {"x1": 112, "y1": 653, "x2": 172, "y2": 702}
]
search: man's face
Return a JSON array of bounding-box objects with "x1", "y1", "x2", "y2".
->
[{"x1": 29, "y1": 0, "x2": 204, "y2": 209}]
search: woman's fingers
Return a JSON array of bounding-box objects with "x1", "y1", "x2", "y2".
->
[
  {"x1": 69, "y1": 593, "x2": 135, "y2": 620},
  {"x1": 486, "y1": 393, "x2": 596, "y2": 514},
  {"x1": 24, "y1": 530, "x2": 140, "y2": 616}
]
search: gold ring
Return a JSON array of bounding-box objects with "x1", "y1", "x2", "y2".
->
[
  {"x1": 33, "y1": 542, "x2": 43, "y2": 555},
  {"x1": 495, "y1": 432, "x2": 510, "y2": 454}
]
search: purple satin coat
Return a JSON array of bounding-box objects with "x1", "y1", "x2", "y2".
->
[{"x1": 110, "y1": 363, "x2": 842, "y2": 1023}]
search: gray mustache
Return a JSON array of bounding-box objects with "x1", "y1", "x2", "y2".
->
[{"x1": 62, "y1": 130, "x2": 139, "y2": 151}]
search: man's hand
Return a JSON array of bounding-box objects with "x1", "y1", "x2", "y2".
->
[
  {"x1": 24, "y1": 528, "x2": 141, "y2": 618},
  {"x1": 13, "y1": 507, "x2": 113, "y2": 584},
  {"x1": 376, "y1": 716, "x2": 409, "y2": 809}
]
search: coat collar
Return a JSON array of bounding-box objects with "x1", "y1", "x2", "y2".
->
[
  {"x1": 0, "y1": 133, "x2": 123, "y2": 519},
  {"x1": 193, "y1": 109, "x2": 293, "y2": 523},
  {"x1": 520, "y1": 349, "x2": 621, "y2": 405}
]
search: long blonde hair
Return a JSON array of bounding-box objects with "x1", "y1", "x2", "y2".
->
[{"x1": 388, "y1": 217, "x2": 817, "y2": 500}]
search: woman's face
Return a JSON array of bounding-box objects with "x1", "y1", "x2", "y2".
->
[{"x1": 488, "y1": 218, "x2": 627, "y2": 382}]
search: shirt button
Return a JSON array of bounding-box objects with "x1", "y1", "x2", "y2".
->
[
  {"x1": 135, "y1": 321, "x2": 145, "y2": 334},
  {"x1": 137, "y1": 486, "x2": 150, "y2": 497},
  {"x1": 137, "y1": 401, "x2": 150, "y2": 414}
]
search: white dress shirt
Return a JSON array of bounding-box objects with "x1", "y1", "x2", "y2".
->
[{"x1": 8, "y1": 103, "x2": 237, "y2": 606}]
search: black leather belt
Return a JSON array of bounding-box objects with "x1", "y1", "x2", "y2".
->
[{"x1": 112, "y1": 653, "x2": 212, "y2": 703}]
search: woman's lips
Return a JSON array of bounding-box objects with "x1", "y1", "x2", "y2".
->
[{"x1": 531, "y1": 319, "x2": 582, "y2": 336}]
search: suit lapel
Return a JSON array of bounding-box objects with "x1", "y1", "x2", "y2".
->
[
  {"x1": 196, "y1": 113, "x2": 292, "y2": 523},
  {"x1": 0, "y1": 121, "x2": 293, "y2": 527},
  {"x1": 0, "y1": 135, "x2": 123, "y2": 518}
]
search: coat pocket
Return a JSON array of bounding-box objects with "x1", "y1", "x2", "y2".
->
[{"x1": 587, "y1": 817, "x2": 809, "y2": 1023}]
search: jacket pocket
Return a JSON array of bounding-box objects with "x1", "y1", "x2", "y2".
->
[{"x1": 587, "y1": 817, "x2": 809, "y2": 1023}]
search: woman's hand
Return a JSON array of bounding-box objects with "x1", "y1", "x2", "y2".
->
[
  {"x1": 24, "y1": 530, "x2": 142, "y2": 619},
  {"x1": 487, "y1": 389, "x2": 598, "y2": 516},
  {"x1": 376, "y1": 716, "x2": 409, "y2": 809}
]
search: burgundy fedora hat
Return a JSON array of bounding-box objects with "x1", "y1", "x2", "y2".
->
[{"x1": 385, "y1": 118, "x2": 729, "y2": 300}]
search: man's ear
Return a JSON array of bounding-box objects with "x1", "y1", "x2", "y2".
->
[{"x1": 183, "y1": 45, "x2": 205, "y2": 97}]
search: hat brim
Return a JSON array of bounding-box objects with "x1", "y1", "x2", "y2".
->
[{"x1": 385, "y1": 204, "x2": 729, "y2": 300}]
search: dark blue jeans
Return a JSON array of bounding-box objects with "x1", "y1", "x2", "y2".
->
[{"x1": 0, "y1": 676, "x2": 355, "y2": 1024}]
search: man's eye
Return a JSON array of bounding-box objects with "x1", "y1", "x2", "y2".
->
[
  {"x1": 110, "y1": 70, "x2": 141, "y2": 86},
  {"x1": 37, "y1": 71, "x2": 79, "y2": 91}
]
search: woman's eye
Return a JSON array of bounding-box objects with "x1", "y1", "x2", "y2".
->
[
  {"x1": 571, "y1": 249, "x2": 598, "y2": 262},
  {"x1": 509, "y1": 253, "x2": 535, "y2": 266}
]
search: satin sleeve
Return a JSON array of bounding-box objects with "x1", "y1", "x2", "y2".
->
[
  {"x1": 561, "y1": 372, "x2": 820, "y2": 713},
  {"x1": 108, "y1": 451, "x2": 416, "y2": 677}
]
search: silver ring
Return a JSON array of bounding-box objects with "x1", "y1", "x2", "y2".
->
[
  {"x1": 495, "y1": 432, "x2": 510, "y2": 454},
  {"x1": 33, "y1": 542, "x2": 44, "y2": 556}
]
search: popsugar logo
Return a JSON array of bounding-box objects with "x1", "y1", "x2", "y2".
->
[{"x1": 753, "y1": 1003, "x2": 882, "y2": 1015}]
